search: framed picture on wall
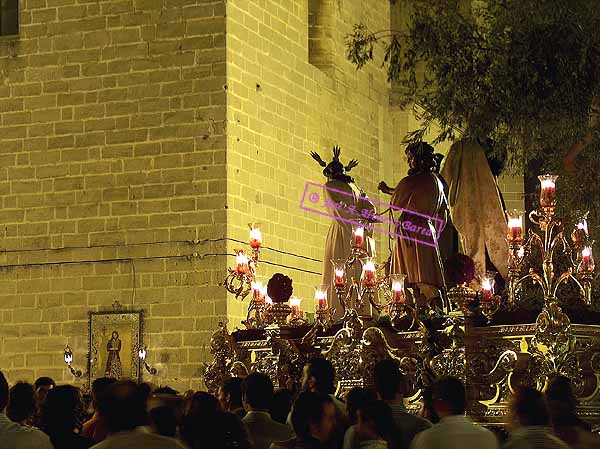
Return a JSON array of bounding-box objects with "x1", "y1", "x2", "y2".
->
[{"x1": 88, "y1": 309, "x2": 143, "y2": 389}]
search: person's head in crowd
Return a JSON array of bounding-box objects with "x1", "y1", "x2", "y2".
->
[
  {"x1": 98, "y1": 380, "x2": 148, "y2": 434},
  {"x1": 242, "y1": 372, "x2": 273, "y2": 412},
  {"x1": 34, "y1": 376, "x2": 55, "y2": 405},
  {"x1": 7, "y1": 382, "x2": 36, "y2": 424},
  {"x1": 419, "y1": 384, "x2": 440, "y2": 424},
  {"x1": 356, "y1": 399, "x2": 398, "y2": 447},
  {"x1": 374, "y1": 359, "x2": 407, "y2": 402},
  {"x1": 302, "y1": 358, "x2": 336, "y2": 395},
  {"x1": 91, "y1": 377, "x2": 117, "y2": 413},
  {"x1": 509, "y1": 387, "x2": 550, "y2": 429},
  {"x1": 431, "y1": 376, "x2": 466, "y2": 419},
  {"x1": 41, "y1": 385, "x2": 85, "y2": 436},
  {"x1": 185, "y1": 410, "x2": 252, "y2": 449},
  {"x1": 0, "y1": 370, "x2": 9, "y2": 412},
  {"x1": 149, "y1": 405, "x2": 178, "y2": 438},
  {"x1": 546, "y1": 375, "x2": 577, "y2": 412},
  {"x1": 346, "y1": 387, "x2": 376, "y2": 425},
  {"x1": 270, "y1": 388, "x2": 293, "y2": 424},
  {"x1": 291, "y1": 391, "x2": 336, "y2": 444},
  {"x1": 154, "y1": 386, "x2": 179, "y2": 396},
  {"x1": 218, "y1": 377, "x2": 244, "y2": 413},
  {"x1": 181, "y1": 391, "x2": 221, "y2": 446}
]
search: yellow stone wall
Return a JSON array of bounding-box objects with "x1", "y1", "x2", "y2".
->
[{"x1": 0, "y1": 0, "x2": 228, "y2": 391}]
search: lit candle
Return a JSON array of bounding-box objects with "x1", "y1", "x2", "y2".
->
[
  {"x1": 353, "y1": 226, "x2": 365, "y2": 249},
  {"x1": 362, "y1": 259, "x2": 376, "y2": 287},
  {"x1": 538, "y1": 174, "x2": 557, "y2": 208},
  {"x1": 289, "y1": 297, "x2": 301, "y2": 316},
  {"x1": 506, "y1": 210, "x2": 524, "y2": 243},
  {"x1": 577, "y1": 219, "x2": 589, "y2": 234},
  {"x1": 265, "y1": 295, "x2": 273, "y2": 306},
  {"x1": 572, "y1": 216, "x2": 589, "y2": 245},
  {"x1": 236, "y1": 252, "x2": 249, "y2": 274},
  {"x1": 315, "y1": 289, "x2": 327, "y2": 310},
  {"x1": 251, "y1": 280, "x2": 264, "y2": 302},
  {"x1": 334, "y1": 268, "x2": 345, "y2": 287},
  {"x1": 581, "y1": 247, "x2": 595, "y2": 271},
  {"x1": 249, "y1": 227, "x2": 262, "y2": 249},
  {"x1": 390, "y1": 274, "x2": 406, "y2": 304},
  {"x1": 481, "y1": 272, "x2": 496, "y2": 301}
]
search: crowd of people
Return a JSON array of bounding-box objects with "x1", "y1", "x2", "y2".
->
[{"x1": 1, "y1": 357, "x2": 599, "y2": 449}]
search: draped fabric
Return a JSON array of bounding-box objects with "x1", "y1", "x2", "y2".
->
[
  {"x1": 320, "y1": 179, "x2": 376, "y2": 319},
  {"x1": 441, "y1": 139, "x2": 508, "y2": 280},
  {"x1": 390, "y1": 172, "x2": 449, "y2": 290}
]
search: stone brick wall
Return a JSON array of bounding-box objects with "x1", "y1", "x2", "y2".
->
[{"x1": 0, "y1": 0, "x2": 228, "y2": 391}]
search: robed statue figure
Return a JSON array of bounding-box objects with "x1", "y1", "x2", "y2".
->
[
  {"x1": 379, "y1": 142, "x2": 451, "y2": 301},
  {"x1": 311, "y1": 146, "x2": 377, "y2": 318},
  {"x1": 105, "y1": 331, "x2": 123, "y2": 379}
]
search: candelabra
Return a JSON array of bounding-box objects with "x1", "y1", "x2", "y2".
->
[
  {"x1": 223, "y1": 224, "x2": 262, "y2": 300},
  {"x1": 63, "y1": 346, "x2": 85, "y2": 378},
  {"x1": 505, "y1": 174, "x2": 595, "y2": 307},
  {"x1": 138, "y1": 345, "x2": 158, "y2": 375}
]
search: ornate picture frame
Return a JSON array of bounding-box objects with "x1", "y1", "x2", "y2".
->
[{"x1": 88, "y1": 309, "x2": 143, "y2": 389}]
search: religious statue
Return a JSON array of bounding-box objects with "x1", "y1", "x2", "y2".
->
[
  {"x1": 311, "y1": 146, "x2": 377, "y2": 318},
  {"x1": 105, "y1": 330, "x2": 123, "y2": 379},
  {"x1": 379, "y1": 142, "x2": 451, "y2": 301},
  {"x1": 441, "y1": 138, "x2": 508, "y2": 280}
]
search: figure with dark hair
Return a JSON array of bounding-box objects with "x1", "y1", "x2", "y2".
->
[
  {"x1": 411, "y1": 376, "x2": 497, "y2": 449},
  {"x1": 270, "y1": 389, "x2": 293, "y2": 425},
  {"x1": 242, "y1": 373, "x2": 293, "y2": 449},
  {"x1": 417, "y1": 386, "x2": 439, "y2": 425},
  {"x1": 82, "y1": 377, "x2": 117, "y2": 443},
  {"x1": 297, "y1": 358, "x2": 349, "y2": 448},
  {"x1": 7, "y1": 382, "x2": 36, "y2": 425},
  {"x1": 342, "y1": 387, "x2": 376, "y2": 449},
  {"x1": 373, "y1": 359, "x2": 430, "y2": 449},
  {"x1": 379, "y1": 142, "x2": 451, "y2": 302},
  {"x1": 312, "y1": 145, "x2": 377, "y2": 319},
  {"x1": 504, "y1": 386, "x2": 570, "y2": 449},
  {"x1": 91, "y1": 380, "x2": 185, "y2": 449},
  {"x1": 0, "y1": 371, "x2": 53, "y2": 449},
  {"x1": 153, "y1": 386, "x2": 179, "y2": 396},
  {"x1": 218, "y1": 377, "x2": 246, "y2": 418},
  {"x1": 41, "y1": 385, "x2": 93, "y2": 449},
  {"x1": 441, "y1": 138, "x2": 508, "y2": 280},
  {"x1": 33, "y1": 376, "x2": 55, "y2": 427},
  {"x1": 545, "y1": 375, "x2": 600, "y2": 448},
  {"x1": 273, "y1": 392, "x2": 337, "y2": 449},
  {"x1": 105, "y1": 331, "x2": 123, "y2": 379},
  {"x1": 355, "y1": 400, "x2": 398, "y2": 449}
]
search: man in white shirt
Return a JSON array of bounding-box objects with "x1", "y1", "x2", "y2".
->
[
  {"x1": 0, "y1": 370, "x2": 54, "y2": 449},
  {"x1": 410, "y1": 376, "x2": 498, "y2": 449},
  {"x1": 242, "y1": 372, "x2": 293, "y2": 449},
  {"x1": 90, "y1": 380, "x2": 186, "y2": 449}
]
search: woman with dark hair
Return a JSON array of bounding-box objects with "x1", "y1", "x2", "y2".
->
[
  {"x1": 7, "y1": 382, "x2": 36, "y2": 426},
  {"x1": 355, "y1": 400, "x2": 399, "y2": 449},
  {"x1": 41, "y1": 385, "x2": 93, "y2": 449}
]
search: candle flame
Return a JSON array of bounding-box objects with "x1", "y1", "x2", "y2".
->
[
  {"x1": 265, "y1": 295, "x2": 273, "y2": 305},
  {"x1": 363, "y1": 260, "x2": 376, "y2": 273},
  {"x1": 577, "y1": 220, "x2": 588, "y2": 234},
  {"x1": 392, "y1": 281, "x2": 403, "y2": 292},
  {"x1": 236, "y1": 252, "x2": 249, "y2": 264},
  {"x1": 289, "y1": 297, "x2": 301, "y2": 308},
  {"x1": 249, "y1": 227, "x2": 262, "y2": 243},
  {"x1": 138, "y1": 348, "x2": 147, "y2": 360},
  {"x1": 518, "y1": 247, "x2": 525, "y2": 258},
  {"x1": 540, "y1": 178, "x2": 556, "y2": 189},
  {"x1": 354, "y1": 227, "x2": 364, "y2": 237},
  {"x1": 583, "y1": 247, "x2": 592, "y2": 257},
  {"x1": 335, "y1": 268, "x2": 345, "y2": 278},
  {"x1": 508, "y1": 217, "x2": 522, "y2": 228},
  {"x1": 482, "y1": 278, "x2": 493, "y2": 292}
]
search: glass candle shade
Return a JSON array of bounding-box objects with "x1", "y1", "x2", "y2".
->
[
  {"x1": 249, "y1": 225, "x2": 262, "y2": 249},
  {"x1": 481, "y1": 271, "x2": 496, "y2": 301},
  {"x1": 251, "y1": 277, "x2": 266, "y2": 302},
  {"x1": 581, "y1": 247, "x2": 595, "y2": 272},
  {"x1": 352, "y1": 223, "x2": 365, "y2": 250},
  {"x1": 331, "y1": 259, "x2": 347, "y2": 288},
  {"x1": 390, "y1": 273, "x2": 407, "y2": 304},
  {"x1": 538, "y1": 174, "x2": 558, "y2": 208},
  {"x1": 361, "y1": 258, "x2": 376, "y2": 287},
  {"x1": 289, "y1": 297, "x2": 301, "y2": 316},
  {"x1": 315, "y1": 286, "x2": 328, "y2": 310},
  {"x1": 506, "y1": 209, "x2": 524, "y2": 243},
  {"x1": 235, "y1": 251, "x2": 250, "y2": 274},
  {"x1": 64, "y1": 347, "x2": 73, "y2": 365}
]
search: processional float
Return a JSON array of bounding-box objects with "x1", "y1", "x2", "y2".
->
[{"x1": 204, "y1": 174, "x2": 600, "y2": 428}]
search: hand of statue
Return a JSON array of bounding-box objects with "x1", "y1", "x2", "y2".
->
[{"x1": 378, "y1": 181, "x2": 390, "y2": 193}]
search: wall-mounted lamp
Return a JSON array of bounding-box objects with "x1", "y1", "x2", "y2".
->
[
  {"x1": 63, "y1": 346, "x2": 84, "y2": 378},
  {"x1": 138, "y1": 345, "x2": 157, "y2": 375}
]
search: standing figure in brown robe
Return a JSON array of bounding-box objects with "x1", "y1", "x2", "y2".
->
[
  {"x1": 311, "y1": 146, "x2": 377, "y2": 319},
  {"x1": 379, "y1": 142, "x2": 450, "y2": 300}
]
